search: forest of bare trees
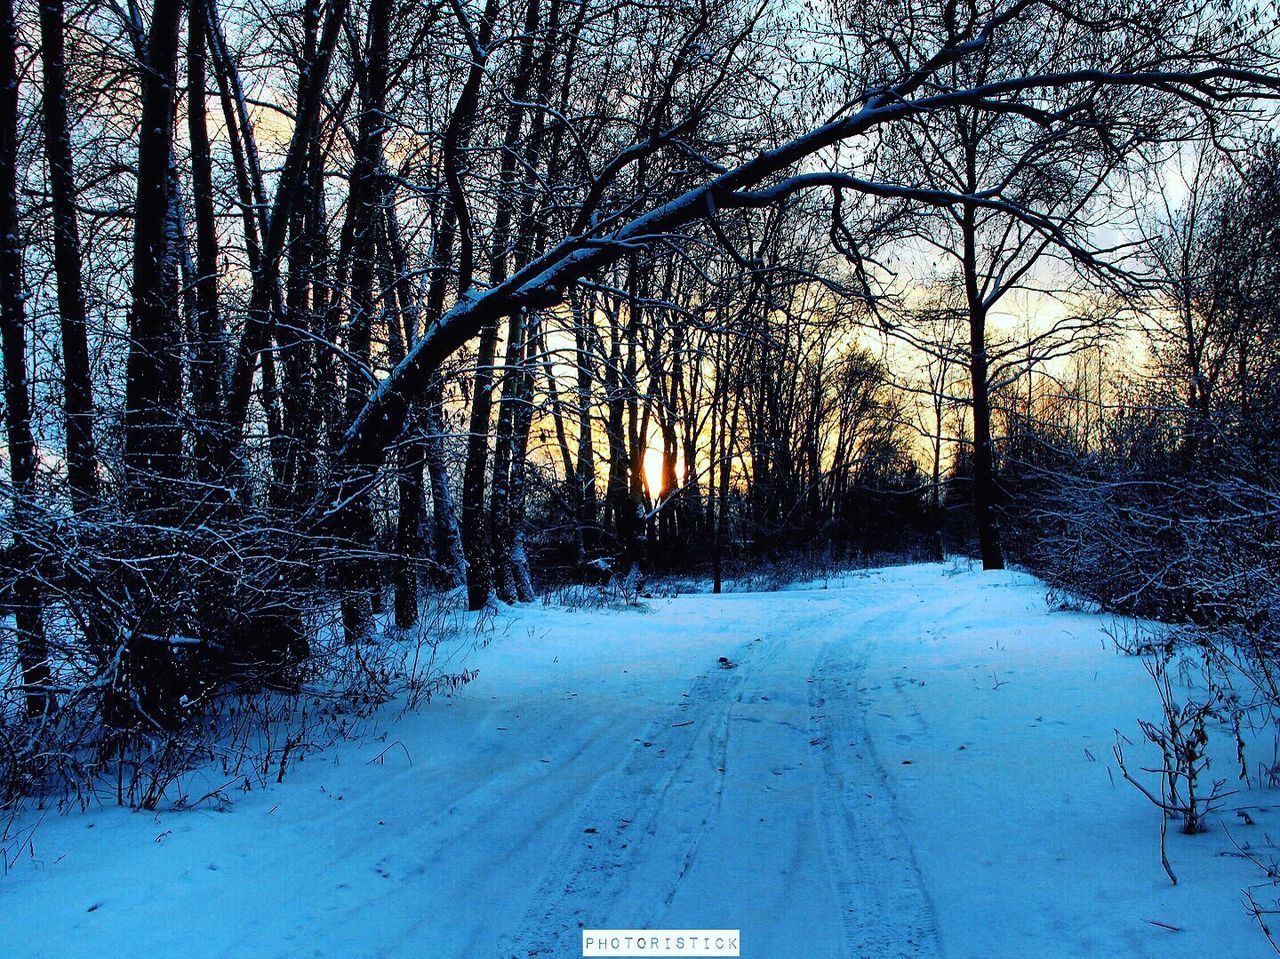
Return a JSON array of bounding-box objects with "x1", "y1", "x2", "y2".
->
[{"x1": 3, "y1": 0, "x2": 1280, "y2": 805}]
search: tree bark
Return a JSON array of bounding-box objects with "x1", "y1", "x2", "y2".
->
[
  {"x1": 1, "y1": 0, "x2": 53, "y2": 715},
  {"x1": 124, "y1": 0, "x2": 185, "y2": 515},
  {"x1": 379, "y1": 186, "x2": 426, "y2": 626},
  {"x1": 572, "y1": 293, "x2": 598, "y2": 561},
  {"x1": 459, "y1": 0, "x2": 531, "y2": 609},
  {"x1": 187, "y1": 0, "x2": 229, "y2": 489},
  {"x1": 962, "y1": 200, "x2": 1004, "y2": 571},
  {"x1": 506, "y1": 314, "x2": 539, "y2": 601},
  {"x1": 337, "y1": 0, "x2": 393, "y2": 643},
  {"x1": 38, "y1": 0, "x2": 98, "y2": 509},
  {"x1": 602, "y1": 295, "x2": 637, "y2": 563},
  {"x1": 423, "y1": 382, "x2": 466, "y2": 588}
]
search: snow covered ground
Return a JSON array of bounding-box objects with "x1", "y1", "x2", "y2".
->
[{"x1": 2, "y1": 563, "x2": 1276, "y2": 957}]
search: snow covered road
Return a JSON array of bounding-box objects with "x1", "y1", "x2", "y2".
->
[{"x1": 2, "y1": 564, "x2": 1274, "y2": 957}]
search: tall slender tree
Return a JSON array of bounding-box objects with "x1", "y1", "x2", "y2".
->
[
  {"x1": 38, "y1": 0, "x2": 98, "y2": 509},
  {"x1": 124, "y1": 0, "x2": 186, "y2": 514},
  {"x1": 1, "y1": 0, "x2": 54, "y2": 715}
]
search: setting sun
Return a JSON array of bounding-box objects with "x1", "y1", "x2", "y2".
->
[{"x1": 642, "y1": 445, "x2": 665, "y2": 495}]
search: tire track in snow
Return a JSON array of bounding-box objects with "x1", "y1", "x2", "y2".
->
[
  {"x1": 809, "y1": 617, "x2": 941, "y2": 959},
  {"x1": 501, "y1": 634, "x2": 775, "y2": 958}
]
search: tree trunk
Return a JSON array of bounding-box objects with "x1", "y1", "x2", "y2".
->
[
  {"x1": 572, "y1": 293, "x2": 598, "y2": 561},
  {"x1": 962, "y1": 202, "x2": 1004, "y2": 571},
  {"x1": 337, "y1": 0, "x2": 392, "y2": 644},
  {"x1": 423, "y1": 382, "x2": 466, "y2": 588},
  {"x1": 488, "y1": 308, "x2": 526, "y2": 604},
  {"x1": 1, "y1": 0, "x2": 53, "y2": 715},
  {"x1": 459, "y1": 0, "x2": 533, "y2": 609},
  {"x1": 187, "y1": 0, "x2": 229, "y2": 490},
  {"x1": 603, "y1": 297, "x2": 637, "y2": 563},
  {"x1": 461, "y1": 325, "x2": 499, "y2": 608},
  {"x1": 124, "y1": 0, "x2": 185, "y2": 516},
  {"x1": 393, "y1": 439, "x2": 425, "y2": 628},
  {"x1": 505, "y1": 315, "x2": 539, "y2": 601},
  {"x1": 930, "y1": 395, "x2": 945, "y2": 562},
  {"x1": 380, "y1": 191, "x2": 425, "y2": 627},
  {"x1": 276, "y1": 0, "x2": 323, "y2": 513},
  {"x1": 624, "y1": 268, "x2": 647, "y2": 565},
  {"x1": 38, "y1": 0, "x2": 98, "y2": 509}
]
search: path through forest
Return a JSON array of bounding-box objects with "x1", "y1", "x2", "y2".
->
[{"x1": 0, "y1": 565, "x2": 1272, "y2": 957}]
